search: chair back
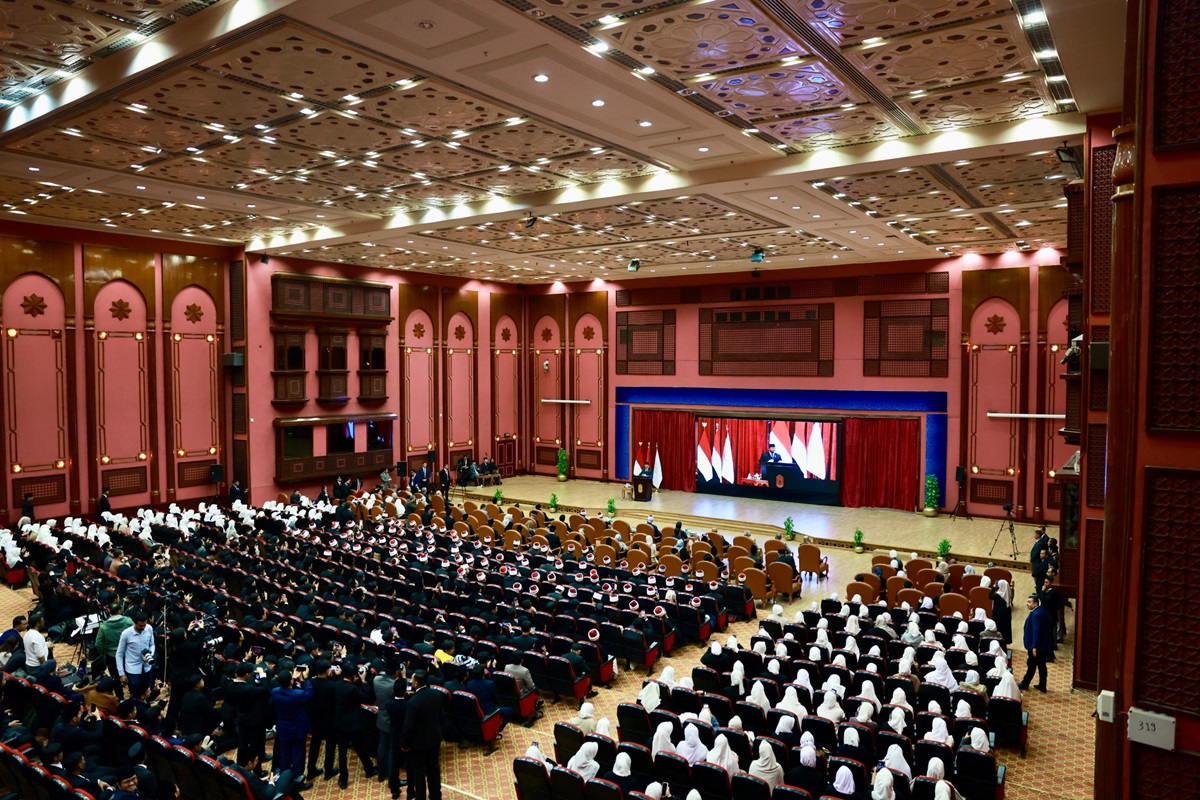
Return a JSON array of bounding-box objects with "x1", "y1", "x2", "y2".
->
[
  {"x1": 905, "y1": 559, "x2": 933, "y2": 576},
  {"x1": 584, "y1": 778, "x2": 625, "y2": 800},
  {"x1": 968, "y1": 586, "x2": 992, "y2": 614},
  {"x1": 742, "y1": 567, "x2": 774, "y2": 605},
  {"x1": 691, "y1": 761, "x2": 734, "y2": 800},
  {"x1": 617, "y1": 702, "x2": 652, "y2": 745},
  {"x1": 886, "y1": 576, "x2": 909, "y2": 606},
  {"x1": 554, "y1": 721, "x2": 586, "y2": 765},
  {"x1": 549, "y1": 766, "x2": 588, "y2": 800},
  {"x1": 896, "y1": 588, "x2": 923, "y2": 608},
  {"x1": 846, "y1": 580, "x2": 876, "y2": 602},
  {"x1": 617, "y1": 742, "x2": 655, "y2": 787},
  {"x1": 797, "y1": 543, "x2": 826, "y2": 574},
  {"x1": 983, "y1": 567, "x2": 1012, "y2": 586},
  {"x1": 730, "y1": 772, "x2": 773, "y2": 800},
  {"x1": 938, "y1": 592, "x2": 969, "y2": 619}
]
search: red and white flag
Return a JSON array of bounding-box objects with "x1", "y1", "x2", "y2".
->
[
  {"x1": 807, "y1": 424, "x2": 827, "y2": 480},
  {"x1": 792, "y1": 426, "x2": 808, "y2": 478},
  {"x1": 721, "y1": 429, "x2": 735, "y2": 484},
  {"x1": 697, "y1": 422, "x2": 714, "y2": 482},
  {"x1": 769, "y1": 420, "x2": 793, "y2": 463},
  {"x1": 709, "y1": 421, "x2": 724, "y2": 482}
]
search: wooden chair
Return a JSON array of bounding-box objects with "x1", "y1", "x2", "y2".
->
[
  {"x1": 612, "y1": 519, "x2": 631, "y2": 536},
  {"x1": 922, "y1": 582, "x2": 944, "y2": 599},
  {"x1": 636, "y1": 523, "x2": 657, "y2": 538},
  {"x1": 569, "y1": 513, "x2": 587, "y2": 530},
  {"x1": 694, "y1": 560, "x2": 720, "y2": 583},
  {"x1": 915, "y1": 568, "x2": 942, "y2": 588},
  {"x1": 504, "y1": 530, "x2": 523, "y2": 551},
  {"x1": 768, "y1": 561, "x2": 804, "y2": 602},
  {"x1": 875, "y1": 564, "x2": 897, "y2": 581},
  {"x1": 947, "y1": 563, "x2": 966, "y2": 593},
  {"x1": 872, "y1": 555, "x2": 893, "y2": 566},
  {"x1": 984, "y1": 567, "x2": 1013, "y2": 587},
  {"x1": 846, "y1": 580, "x2": 876, "y2": 604},
  {"x1": 659, "y1": 553, "x2": 684, "y2": 577},
  {"x1": 731, "y1": 556, "x2": 757, "y2": 576},
  {"x1": 627, "y1": 549, "x2": 649, "y2": 570},
  {"x1": 968, "y1": 586, "x2": 992, "y2": 616},
  {"x1": 594, "y1": 543, "x2": 617, "y2": 566},
  {"x1": 853, "y1": 572, "x2": 882, "y2": 596},
  {"x1": 797, "y1": 543, "x2": 829, "y2": 580},
  {"x1": 690, "y1": 540, "x2": 713, "y2": 557},
  {"x1": 733, "y1": 535, "x2": 755, "y2": 552},
  {"x1": 706, "y1": 532, "x2": 727, "y2": 558},
  {"x1": 939, "y1": 592, "x2": 970, "y2": 619},
  {"x1": 897, "y1": 588, "x2": 924, "y2": 608},
  {"x1": 564, "y1": 540, "x2": 584, "y2": 558},
  {"x1": 742, "y1": 567, "x2": 777, "y2": 608},
  {"x1": 905, "y1": 558, "x2": 933, "y2": 576},
  {"x1": 464, "y1": 500, "x2": 478, "y2": 513},
  {"x1": 959, "y1": 574, "x2": 983, "y2": 593},
  {"x1": 725, "y1": 545, "x2": 749, "y2": 563}
]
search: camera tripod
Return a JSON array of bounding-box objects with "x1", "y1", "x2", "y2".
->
[
  {"x1": 949, "y1": 482, "x2": 972, "y2": 521},
  {"x1": 989, "y1": 506, "x2": 1019, "y2": 560}
]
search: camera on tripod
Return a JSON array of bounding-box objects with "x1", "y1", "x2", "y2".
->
[{"x1": 1002, "y1": 503, "x2": 1014, "y2": 512}]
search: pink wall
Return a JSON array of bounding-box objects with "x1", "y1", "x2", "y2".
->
[
  {"x1": 493, "y1": 315, "x2": 519, "y2": 440},
  {"x1": 170, "y1": 287, "x2": 220, "y2": 503},
  {"x1": 966, "y1": 298, "x2": 1022, "y2": 511},
  {"x1": 531, "y1": 315, "x2": 562, "y2": 474},
  {"x1": 403, "y1": 308, "x2": 436, "y2": 459},
  {"x1": 445, "y1": 311, "x2": 475, "y2": 450},
  {"x1": 573, "y1": 312, "x2": 605, "y2": 480}
]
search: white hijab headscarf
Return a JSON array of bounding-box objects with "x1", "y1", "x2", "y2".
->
[
  {"x1": 651, "y1": 721, "x2": 675, "y2": 756},
  {"x1": 955, "y1": 699, "x2": 973, "y2": 719},
  {"x1": 775, "y1": 642, "x2": 789, "y2": 659},
  {"x1": 748, "y1": 739, "x2": 784, "y2": 789},
  {"x1": 753, "y1": 640, "x2": 768, "y2": 655},
  {"x1": 727, "y1": 715, "x2": 743, "y2": 731},
  {"x1": 748, "y1": 680, "x2": 771, "y2": 712},
  {"x1": 709, "y1": 640, "x2": 723, "y2": 657},
  {"x1": 890, "y1": 687, "x2": 912, "y2": 711},
  {"x1": 767, "y1": 658, "x2": 782, "y2": 677},
  {"x1": 927, "y1": 757, "x2": 947, "y2": 780},
  {"x1": 775, "y1": 714, "x2": 796, "y2": 738},
  {"x1": 566, "y1": 741, "x2": 599, "y2": 781},
  {"x1": 644, "y1": 782, "x2": 664, "y2": 799},
  {"x1": 857, "y1": 681, "x2": 882, "y2": 711},
  {"x1": 821, "y1": 673, "x2": 845, "y2": 698},
  {"x1": 972, "y1": 607, "x2": 988, "y2": 622},
  {"x1": 637, "y1": 681, "x2": 661, "y2": 712},
  {"x1": 843, "y1": 727, "x2": 861, "y2": 748},
  {"x1": 778, "y1": 686, "x2": 807, "y2": 717},
  {"x1": 888, "y1": 706, "x2": 907, "y2": 734},
  {"x1": 935, "y1": 780, "x2": 955, "y2": 800},
  {"x1": 726, "y1": 634, "x2": 739, "y2": 651},
  {"x1": 923, "y1": 717, "x2": 952, "y2": 745},
  {"x1": 794, "y1": 668, "x2": 815, "y2": 697},
  {"x1": 856, "y1": 703, "x2": 874, "y2": 724},
  {"x1": 993, "y1": 671, "x2": 1023, "y2": 702},
  {"x1": 808, "y1": 645, "x2": 824, "y2": 663},
  {"x1": 524, "y1": 743, "x2": 551, "y2": 774},
  {"x1": 925, "y1": 654, "x2": 958, "y2": 690},
  {"x1": 987, "y1": 654, "x2": 1009, "y2": 679},
  {"x1": 708, "y1": 734, "x2": 739, "y2": 777},
  {"x1": 817, "y1": 690, "x2": 844, "y2": 723},
  {"x1": 595, "y1": 717, "x2": 612, "y2": 736},
  {"x1": 996, "y1": 579, "x2": 1011, "y2": 606},
  {"x1": 815, "y1": 629, "x2": 832, "y2": 650},
  {"x1": 612, "y1": 752, "x2": 632, "y2": 777},
  {"x1": 730, "y1": 661, "x2": 746, "y2": 694},
  {"x1": 969, "y1": 727, "x2": 991, "y2": 752},
  {"x1": 884, "y1": 743, "x2": 912, "y2": 780},
  {"x1": 873, "y1": 768, "x2": 897, "y2": 800},
  {"x1": 833, "y1": 765, "x2": 857, "y2": 794},
  {"x1": 659, "y1": 665, "x2": 676, "y2": 688},
  {"x1": 846, "y1": 615, "x2": 861, "y2": 635},
  {"x1": 675, "y1": 723, "x2": 709, "y2": 765}
]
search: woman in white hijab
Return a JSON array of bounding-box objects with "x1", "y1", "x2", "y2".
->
[
  {"x1": 726, "y1": 634, "x2": 740, "y2": 651},
  {"x1": 808, "y1": 645, "x2": 825, "y2": 664},
  {"x1": 951, "y1": 634, "x2": 969, "y2": 650},
  {"x1": 887, "y1": 706, "x2": 908, "y2": 735},
  {"x1": 753, "y1": 640, "x2": 768, "y2": 655},
  {"x1": 729, "y1": 661, "x2": 747, "y2": 697},
  {"x1": 566, "y1": 741, "x2": 600, "y2": 780},
  {"x1": 972, "y1": 607, "x2": 988, "y2": 623},
  {"x1": 727, "y1": 715, "x2": 744, "y2": 732},
  {"x1": 986, "y1": 638, "x2": 1006, "y2": 658},
  {"x1": 857, "y1": 680, "x2": 882, "y2": 712},
  {"x1": 748, "y1": 680, "x2": 772, "y2": 713},
  {"x1": 770, "y1": 603, "x2": 786, "y2": 622},
  {"x1": 678, "y1": 676, "x2": 694, "y2": 690},
  {"x1": 523, "y1": 742, "x2": 552, "y2": 775},
  {"x1": 817, "y1": 616, "x2": 830, "y2": 630},
  {"x1": 889, "y1": 686, "x2": 913, "y2": 712},
  {"x1": 968, "y1": 727, "x2": 991, "y2": 753},
  {"x1": 986, "y1": 654, "x2": 1009, "y2": 679},
  {"x1": 794, "y1": 666, "x2": 816, "y2": 698},
  {"x1": 828, "y1": 765, "x2": 858, "y2": 798},
  {"x1": 872, "y1": 768, "x2": 897, "y2": 800},
  {"x1": 766, "y1": 658, "x2": 783, "y2": 679},
  {"x1": 637, "y1": 680, "x2": 662, "y2": 712},
  {"x1": 650, "y1": 721, "x2": 676, "y2": 757},
  {"x1": 843, "y1": 636, "x2": 861, "y2": 658},
  {"x1": 601, "y1": 753, "x2": 634, "y2": 795},
  {"x1": 821, "y1": 673, "x2": 846, "y2": 699},
  {"x1": 833, "y1": 654, "x2": 849, "y2": 670},
  {"x1": 954, "y1": 699, "x2": 973, "y2": 719},
  {"x1": 845, "y1": 615, "x2": 861, "y2": 636},
  {"x1": 659, "y1": 665, "x2": 677, "y2": 688},
  {"x1": 817, "y1": 690, "x2": 845, "y2": 723},
  {"x1": 923, "y1": 629, "x2": 945, "y2": 651},
  {"x1": 708, "y1": 733, "x2": 739, "y2": 778},
  {"x1": 644, "y1": 782, "x2": 664, "y2": 799},
  {"x1": 981, "y1": 617, "x2": 1001, "y2": 638},
  {"x1": 927, "y1": 760, "x2": 964, "y2": 799},
  {"x1": 748, "y1": 739, "x2": 784, "y2": 790},
  {"x1": 884, "y1": 743, "x2": 913, "y2": 781},
  {"x1": 685, "y1": 791, "x2": 702, "y2": 800},
  {"x1": 855, "y1": 703, "x2": 875, "y2": 725},
  {"x1": 902, "y1": 621, "x2": 923, "y2": 644},
  {"x1": 964, "y1": 650, "x2": 979, "y2": 668},
  {"x1": 923, "y1": 717, "x2": 954, "y2": 747},
  {"x1": 675, "y1": 723, "x2": 709, "y2": 765},
  {"x1": 570, "y1": 701, "x2": 598, "y2": 733},
  {"x1": 774, "y1": 641, "x2": 789, "y2": 659},
  {"x1": 777, "y1": 685, "x2": 807, "y2": 717},
  {"x1": 993, "y1": 670, "x2": 1023, "y2": 702},
  {"x1": 924, "y1": 653, "x2": 958, "y2": 690}
]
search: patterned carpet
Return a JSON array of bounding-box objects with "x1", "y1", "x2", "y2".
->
[{"x1": 0, "y1": 567, "x2": 1095, "y2": 800}]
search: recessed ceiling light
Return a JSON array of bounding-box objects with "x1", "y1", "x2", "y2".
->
[
  {"x1": 592, "y1": 99, "x2": 606, "y2": 107},
  {"x1": 698, "y1": 146, "x2": 710, "y2": 152},
  {"x1": 769, "y1": 196, "x2": 779, "y2": 200},
  {"x1": 599, "y1": 14, "x2": 619, "y2": 23},
  {"x1": 533, "y1": 74, "x2": 550, "y2": 82},
  {"x1": 315, "y1": 214, "x2": 325, "y2": 219},
  {"x1": 637, "y1": 119, "x2": 652, "y2": 127},
  {"x1": 196, "y1": 195, "x2": 205, "y2": 200},
  {"x1": 1036, "y1": 49, "x2": 1058, "y2": 60},
  {"x1": 812, "y1": 214, "x2": 821, "y2": 219},
  {"x1": 246, "y1": 204, "x2": 256, "y2": 208},
  {"x1": 639, "y1": 66, "x2": 655, "y2": 74},
  {"x1": 27, "y1": 167, "x2": 38, "y2": 172},
  {"x1": 1047, "y1": 75, "x2": 1067, "y2": 83},
  {"x1": 1022, "y1": 10, "x2": 1047, "y2": 25}
]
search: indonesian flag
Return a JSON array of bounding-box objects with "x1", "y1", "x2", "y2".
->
[
  {"x1": 710, "y1": 421, "x2": 724, "y2": 482},
  {"x1": 769, "y1": 420, "x2": 793, "y2": 463},
  {"x1": 807, "y1": 423, "x2": 827, "y2": 480},
  {"x1": 697, "y1": 422, "x2": 714, "y2": 482},
  {"x1": 633, "y1": 442, "x2": 643, "y2": 476},
  {"x1": 792, "y1": 426, "x2": 808, "y2": 478},
  {"x1": 652, "y1": 448, "x2": 664, "y2": 489},
  {"x1": 721, "y1": 429, "x2": 735, "y2": 484}
]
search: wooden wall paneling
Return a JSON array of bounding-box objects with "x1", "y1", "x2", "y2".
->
[
  {"x1": 162, "y1": 254, "x2": 226, "y2": 323},
  {"x1": 163, "y1": 321, "x2": 176, "y2": 501},
  {"x1": 442, "y1": 289, "x2": 477, "y2": 461},
  {"x1": 527, "y1": 294, "x2": 565, "y2": 473},
  {"x1": 396, "y1": 284, "x2": 435, "y2": 459},
  {"x1": 1034, "y1": 267, "x2": 1078, "y2": 520},
  {"x1": 83, "y1": 246, "x2": 156, "y2": 321},
  {"x1": 569, "y1": 291, "x2": 608, "y2": 340},
  {"x1": 491, "y1": 292, "x2": 524, "y2": 471}
]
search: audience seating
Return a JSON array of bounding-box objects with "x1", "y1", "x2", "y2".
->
[{"x1": 796, "y1": 544, "x2": 829, "y2": 580}]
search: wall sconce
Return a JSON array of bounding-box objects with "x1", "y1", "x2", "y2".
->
[
  {"x1": 208, "y1": 446, "x2": 217, "y2": 455},
  {"x1": 206, "y1": 334, "x2": 215, "y2": 343},
  {"x1": 597, "y1": 441, "x2": 602, "y2": 446},
  {"x1": 554, "y1": 349, "x2": 560, "y2": 355},
  {"x1": 425, "y1": 348, "x2": 431, "y2": 354},
  {"x1": 448, "y1": 348, "x2": 454, "y2": 355},
  {"x1": 576, "y1": 348, "x2": 582, "y2": 355},
  {"x1": 55, "y1": 460, "x2": 65, "y2": 469},
  {"x1": 138, "y1": 452, "x2": 148, "y2": 461},
  {"x1": 535, "y1": 437, "x2": 541, "y2": 442},
  {"x1": 495, "y1": 349, "x2": 500, "y2": 355},
  {"x1": 970, "y1": 466, "x2": 979, "y2": 474},
  {"x1": 10, "y1": 464, "x2": 20, "y2": 473},
  {"x1": 467, "y1": 439, "x2": 472, "y2": 445},
  {"x1": 467, "y1": 349, "x2": 472, "y2": 355},
  {"x1": 98, "y1": 331, "x2": 108, "y2": 340},
  {"x1": 1048, "y1": 469, "x2": 1056, "y2": 478},
  {"x1": 576, "y1": 439, "x2": 582, "y2": 445},
  {"x1": 449, "y1": 441, "x2": 455, "y2": 447},
  {"x1": 1007, "y1": 345, "x2": 1016, "y2": 353},
  {"x1": 554, "y1": 438, "x2": 561, "y2": 444},
  {"x1": 971, "y1": 344, "x2": 980, "y2": 351},
  {"x1": 1050, "y1": 344, "x2": 1060, "y2": 352},
  {"x1": 5, "y1": 328, "x2": 17, "y2": 338},
  {"x1": 1006, "y1": 467, "x2": 1015, "y2": 475},
  {"x1": 134, "y1": 332, "x2": 144, "y2": 341},
  {"x1": 596, "y1": 349, "x2": 602, "y2": 355},
  {"x1": 405, "y1": 347, "x2": 412, "y2": 354},
  {"x1": 176, "y1": 449, "x2": 186, "y2": 457},
  {"x1": 173, "y1": 333, "x2": 182, "y2": 342},
  {"x1": 100, "y1": 456, "x2": 111, "y2": 465}
]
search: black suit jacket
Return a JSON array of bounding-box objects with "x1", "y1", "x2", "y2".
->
[
  {"x1": 401, "y1": 686, "x2": 445, "y2": 751},
  {"x1": 98, "y1": 495, "x2": 111, "y2": 515}
]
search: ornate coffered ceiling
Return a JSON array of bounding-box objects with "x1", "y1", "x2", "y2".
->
[{"x1": 0, "y1": 0, "x2": 1116, "y2": 282}]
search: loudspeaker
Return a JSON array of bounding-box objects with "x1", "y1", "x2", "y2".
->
[
  {"x1": 209, "y1": 464, "x2": 224, "y2": 484},
  {"x1": 955, "y1": 465, "x2": 965, "y2": 484},
  {"x1": 396, "y1": 460, "x2": 408, "y2": 478},
  {"x1": 1089, "y1": 341, "x2": 1109, "y2": 371}
]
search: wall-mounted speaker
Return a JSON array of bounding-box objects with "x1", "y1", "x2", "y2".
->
[
  {"x1": 955, "y1": 465, "x2": 965, "y2": 484},
  {"x1": 1089, "y1": 341, "x2": 1109, "y2": 371},
  {"x1": 209, "y1": 464, "x2": 225, "y2": 484},
  {"x1": 396, "y1": 460, "x2": 408, "y2": 477}
]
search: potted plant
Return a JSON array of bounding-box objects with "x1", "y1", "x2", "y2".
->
[
  {"x1": 937, "y1": 538, "x2": 952, "y2": 561},
  {"x1": 556, "y1": 448, "x2": 570, "y2": 482},
  {"x1": 607, "y1": 497, "x2": 617, "y2": 516},
  {"x1": 924, "y1": 473, "x2": 940, "y2": 517},
  {"x1": 493, "y1": 488, "x2": 503, "y2": 505},
  {"x1": 783, "y1": 516, "x2": 796, "y2": 542},
  {"x1": 549, "y1": 493, "x2": 558, "y2": 512},
  {"x1": 852, "y1": 528, "x2": 865, "y2": 553}
]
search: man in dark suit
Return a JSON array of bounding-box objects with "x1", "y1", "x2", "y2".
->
[
  {"x1": 227, "y1": 662, "x2": 272, "y2": 764},
  {"x1": 401, "y1": 671, "x2": 445, "y2": 800},
  {"x1": 271, "y1": 666, "x2": 314, "y2": 783},
  {"x1": 1018, "y1": 594, "x2": 1054, "y2": 693},
  {"x1": 437, "y1": 464, "x2": 451, "y2": 498},
  {"x1": 98, "y1": 487, "x2": 111, "y2": 516},
  {"x1": 332, "y1": 665, "x2": 375, "y2": 788},
  {"x1": 411, "y1": 465, "x2": 430, "y2": 492},
  {"x1": 20, "y1": 492, "x2": 34, "y2": 522},
  {"x1": 229, "y1": 480, "x2": 244, "y2": 505},
  {"x1": 759, "y1": 443, "x2": 781, "y2": 468},
  {"x1": 333, "y1": 477, "x2": 350, "y2": 502},
  {"x1": 306, "y1": 660, "x2": 337, "y2": 780}
]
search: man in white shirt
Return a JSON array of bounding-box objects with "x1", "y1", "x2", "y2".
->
[
  {"x1": 116, "y1": 610, "x2": 156, "y2": 698},
  {"x1": 22, "y1": 613, "x2": 49, "y2": 674}
]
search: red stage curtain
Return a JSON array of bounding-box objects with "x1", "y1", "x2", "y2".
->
[
  {"x1": 841, "y1": 417, "x2": 919, "y2": 511},
  {"x1": 633, "y1": 409, "x2": 697, "y2": 492}
]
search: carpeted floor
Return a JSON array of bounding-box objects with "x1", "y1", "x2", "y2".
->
[{"x1": 0, "y1": 567, "x2": 1094, "y2": 800}]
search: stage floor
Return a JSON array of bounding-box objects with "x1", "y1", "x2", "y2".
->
[{"x1": 465, "y1": 475, "x2": 1052, "y2": 569}]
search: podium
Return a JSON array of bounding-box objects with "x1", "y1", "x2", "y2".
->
[{"x1": 632, "y1": 475, "x2": 655, "y2": 502}]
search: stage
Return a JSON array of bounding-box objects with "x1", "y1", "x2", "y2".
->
[{"x1": 462, "y1": 475, "x2": 1052, "y2": 570}]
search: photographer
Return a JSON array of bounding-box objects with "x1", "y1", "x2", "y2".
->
[
  {"x1": 305, "y1": 659, "x2": 336, "y2": 780},
  {"x1": 270, "y1": 664, "x2": 314, "y2": 789},
  {"x1": 115, "y1": 610, "x2": 155, "y2": 699},
  {"x1": 164, "y1": 619, "x2": 205, "y2": 732},
  {"x1": 227, "y1": 661, "x2": 272, "y2": 764},
  {"x1": 332, "y1": 661, "x2": 376, "y2": 789}
]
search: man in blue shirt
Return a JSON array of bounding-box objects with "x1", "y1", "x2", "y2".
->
[
  {"x1": 116, "y1": 610, "x2": 155, "y2": 699},
  {"x1": 1019, "y1": 593, "x2": 1054, "y2": 692}
]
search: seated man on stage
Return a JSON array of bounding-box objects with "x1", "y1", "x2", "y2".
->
[{"x1": 759, "y1": 443, "x2": 782, "y2": 468}]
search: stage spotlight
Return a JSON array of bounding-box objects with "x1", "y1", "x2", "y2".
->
[
  {"x1": 524, "y1": 212, "x2": 538, "y2": 229},
  {"x1": 750, "y1": 247, "x2": 765, "y2": 263},
  {"x1": 258, "y1": 254, "x2": 270, "y2": 264},
  {"x1": 627, "y1": 258, "x2": 641, "y2": 272}
]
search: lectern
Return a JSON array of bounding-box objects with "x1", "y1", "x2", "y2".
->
[{"x1": 633, "y1": 475, "x2": 655, "y2": 502}]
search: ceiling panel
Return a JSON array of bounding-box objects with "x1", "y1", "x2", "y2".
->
[
  {"x1": 792, "y1": 0, "x2": 1011, "y2": 46},
  {"x1": 695, "y1": 61, "x2": 865, "y2": 120},
  {"x1": 139, "y1": 156, "x2": 266, "y2": 189},
  {"x1": 351, "y1": 79, "x2": 516, "y2": 136},
  {"x1": 543, "y1": 151, "x2": 663, "y2": 182},
  {"x1": 118, "y1": 68, "x2": 306, "y2": 129},
  {"x1": 603, "y1": 2, "x2": 808, "y2": 77},
  {"x1": 241, "y1": 177, "x2": 353, "y2": 204},
  {"x1": 901, "y1": 77, "x2": 1057, "y2": 130},
  {"x1": 0, "y1": 3, "x2": 131, "y2": 66},
  {"x1": 685, "y1": 212, "x2": 781, "y2": 234},
  {"x1": 454, "y1": 168, "x2": 579, "y2": 196},
  {"x1": 7, "y1": 129, "x2": 154, "y2": 170},
  {"x1": 23, "y1": 191, "x2": 154, "y2": 222},
  {"x1": 302, "y1": 161, "x2": 415, "y2": 192},
  {"x1": 759, "y1": 105, "x2": 904, "y2": 148},
  {"x1": 56, "y1": 102, "x2": 219, "y2": 153},
  {"x1": 458, "y1": 121, "x2": 598, "y2": 161},
  {"x1": 864, "y1": 190, "x2": 969, "y2": 216},
  {"x1": 372, "y1": 141, "x2": 507, "y2": 178},
  {"x1": 974, "y1": 178, "x2": 1069, "y2": 205},
  {"x1": 197, "y1": 25, "x2": 407, "y2": 100},
  {"x1": 267, "y1": 113, "x2": 408, "y2": 157},
  {"x1": 949, "y1": 151, "x2": 1064, "y2": 186},
  {"x1": 826, "y1": 168, "x2": 941, "y2": 197},
  {"x1": 554, "y1": 206, "x2": 649, "y2": 229},
  {"x1": 203, "y1": 138, "x2": 332, "y2": 173}
]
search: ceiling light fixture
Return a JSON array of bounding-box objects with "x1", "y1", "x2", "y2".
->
[
  {"x1": 525, "y1": 212, "x2": 538, "y2": 229},
  {"x1": 533, "y1": 73, "x2": 549, "y2": 83},
  {"x1": 592, "y1": 99, "x2": 605, "y2": 107},
  {"x1": 750, "y1": 247, "x2": 765, "y2": 263},
  {"x1": 1022, "y1": 10, "x2": 1047, "y2": 25},
  {"x1": 627, "y1": 258, "x2": 641, "y2": 272},
  {"x1": 637, "y1": 119, "x2": 652, "y2": 127}
]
